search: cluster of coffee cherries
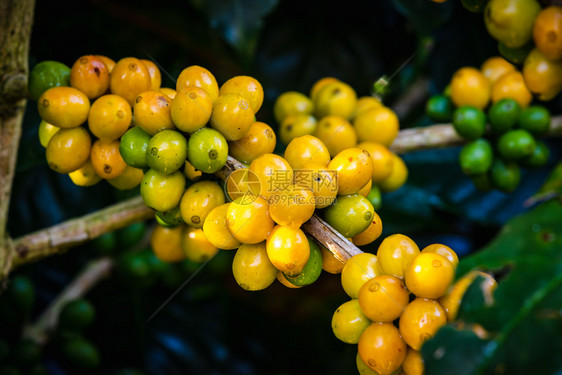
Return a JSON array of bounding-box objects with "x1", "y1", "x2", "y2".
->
[
  {"x1": 332, "y1": 234, "x2": 496, "y2": 375},
  {"x1": 426, "y1": 56, "x2": 551, "y2": 192},
  {"x1": 274, "y1": 77, "x2": 408, "y2": 203}
]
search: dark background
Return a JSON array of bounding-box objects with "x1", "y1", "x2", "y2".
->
[{"x1": 4, "y1": 0, "x2": 562, "y2": 373}]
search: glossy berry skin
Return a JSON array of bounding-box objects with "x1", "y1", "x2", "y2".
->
[
  {"x1": 353, "y1": 107, "x2": 399, "y2": 147},
  {"x1": 109, "y1": 57, "x2": 152, "y2": 106},
  {"x1": 491, "y1": 158, "x2": 521, "y2": 192},
  {"x1": 450, "y1": 67, "x2": 490, "y2": 109},
  {"x1": 150, "y1": 225, "x2": 184, "y2": 263},
  {"x1": 268, "y1": 185, "x2": 315, "y2": 229},
  {"x1": 29, "y1": 60, "x2": 71, "y2": 101},
  {"x1": 332, "y1": 299, "x2": 371, "y2": 344},
  {"x1": 497, "y1": 129, "x2": 536, "y2": 160},
  {"x1": 182, "y1": 226, "x2": 218, "y2": 263},
  {"x1": 70, "y1": 55, "x2": 110, "y2": 99},
  {"x1": 187, "y1": 127, "x2": 228, "y2": 174},
  {"x1": 266, "y1": 225, "x2": 310, "y2": 277},
  {"x1": 518, "y1": 106, "x2": 551, "y2": 135},
  {"x1": 405, "y1": 253, "x2": 455, "y2": 299},
  {"x1": 180, "y1": 181, "x2": 225, "y2": 228},
  {"x1": 279, "y1": 114, "x2": 318, "y2": 145},
  {"x1": 459, "y1": 139, "x2": 493, "y2": 176},
  {"x1": 492, "y1": 71, "x2": 532, "y2": 107},
  {"x1": 107, "y1": 165, "x2": 144, "y2": 191},
  {"x1": 358, "y1": 323, "x2": 407, "y2": 375},
  {"x1": 310, "y1": 77, "x2": 339, "y2": 103},
  {"x1": 226, "y1": 196, "x2": 274, "y2": 244},
  {"x1": 134, "y1": 90, "x2": 175, "y2": 135},
  {"x1": 522, "y1": 140, "x2": 550, "y2": 168},
  {"x1": 202, "y1": 203, "x2": 241, "y2": 250},
  {"x1": 284, "y1": 135, "x2": 330, "y2": 170},
  {"x1": 69, "y1": 160, "x2": 102, "y2": 187},
  {"x1": 249, "y1": 154, "x2": 294, "y2": 199},
  {"x1": 229, "y1": 122, "x2": 276, "y2": 164},
  {"x1": 46, "y1": 127, "x2": 91, "y2": 174},
  {"x1": 399, "y1": 298, "x2": 447, "y2": 351},
  {"x1": 341, "y1": 253, "x2": 382, "y2": 298},
  {"x1": 314, "y1": 81, "x2": 357, "y2": 120},
  {"x1": 379, "y1": 154, "x2": 408, "y2": 193},
  {"x1": 274, "y1": 91, "x2": 314, "y2": 124},
  {"x1": 119, "y1": 126, "x2": 151, "y2": 169},
  {"x1": 452, "y1": 106, "x2": 486, "y2": 140},
  {"x1": 171, "y1": 86, "x2": 213, "y2": 133},
  {"x1": 146, "y1": 130, "x2": 188, "y2": 175},
  {"x1": 377, "y1": 234, "x2": 420, "y2": 279},
  {"x1": 357, "y1": 142, "x2": 394, "y2": 183},
  {"x1": 421, "y1": 243, "x2": 459, "y2": 268},
  {"x1": 484, "y1": 0, "x2": 541, "y2": 48},
  {"x1": 232, "y1": 242, "x2": 278, "y2": 291},
  {"x1": 140, "y1": 59, "x2": 162, "y2": 90},
  {"x1": 314, "y1": 115, "x2": 357, "y2": 157},
  {"x1": 89, "y1": 95, "x2": 132, "y2": 141},
  {"x1": 324, "y1": 194, "x2": 375, "y2": 238},
  {"x1": 328, "y1": 148, "x2": 374, "y2": 195},
  {"x1": 352, "y1": 211, "x2": 383, "y2": 246},
  {"x1": 488, "y1": 98, "x2": 520, "y2": 134},
  {"x1": 480, "y1": 56, "x2": 515, "y2": 84},
  {"x1": 38, "y1": 120, "x2": 60, "y2": 148},
  {"x1": 354, "y1": 96, "x2": 383, "y2": 119},
  {"x1": 358, "y1": 275, "x2": 409, "y2": 322},
  {"x1": 219, "y1": 75, "x2": 264, "y2": 113},
  {"x1": 90, "y1": 139, "x2": 127, "y2": 180},
  {"x1": 523, "y1": 48, "x2": 562, "y2": 101},
  {"x1": 38, "y1": 87, "x2": 90, "y2": 129},
  {"x1": 210, "y1": 94, "x2": 254, "y2": 141},
  {"x1": 402, "y1": 348, "x2": 424, "y2": 375},
  {"x1": 284, "y1": 237, "x2": 323, "y2": 286},
  {"x1": 140, "y1": 169, "x2": 185, "y2": 212},
  {"x1": 176, "y1": 65, "x2": 219, "y2": 101},
  {"x1": 533, "y1": 6, "x2": 562, "y2": 61}
]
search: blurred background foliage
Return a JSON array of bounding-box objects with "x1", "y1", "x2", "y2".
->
[{"x1": 3, "y1": 0, "x2": 562, "y2": 373}]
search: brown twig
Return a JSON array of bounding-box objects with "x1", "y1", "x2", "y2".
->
[
  {"x1": 391, "y1": 77, "x2": 429, "y2": 120},
  {"x1": 10, "y1": 196, "x2": 153, "y2": 269},
  {"x1": 0, "y1": 0, "x2": 35, "y2": 280},
  {"x1": 23, "y1": 257, "x2": 113, "y2": 345}
]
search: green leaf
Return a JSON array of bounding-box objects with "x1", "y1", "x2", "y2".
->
[
  {"x1": 424, "y1": 199, "x2": 562, "y2": 374},
  {"x1": 188, "y1": 0, "x2": 279, "y2": 60},
  {"x1": 525, "y1": 162, "x2": 562, "y2": 206}
]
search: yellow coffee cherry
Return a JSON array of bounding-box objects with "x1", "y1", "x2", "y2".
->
[
  {"x1": 225, "y1": 168, "x2": 261, "y2": 201},
  {"x1": 405, "y1": 253, "x2": 455, "y2": 299},
  {"x1": 38, "y1": 120, "x2": 60, "y2": 148},
  {"x1": 184, "y1": 159, "x2": 202, "y2": 182},
  {"x1": 211, "y1": 94, "x2": 254, "y2": 141},
  {"x1": 402, "y1": 348, "x2": 424, "y2": 375},
  {"x1": 90, "y1": 139, "x2": 127, "y2": 180},
  {"x1": 328, "y1": 148, "x2": 373, "y2": 195},
  {"x1": 219, "y1": 75, "x2": 264, "y2": 113},
  {"x1": 140, "y1": 169, "x2": 186, "y2": 212},
  {"x1": 279, "y1": 114, "x2": 318, "y2": 145},
  {"x1": 176, "y1": 65, "x2": 219, "y2": 101},
  {"x1": 358, "y1": 322, "x2": 407, "y2": 375},
  {"x1": 180, "y1": 181, "x2": 225, "y2": 228},
  {"x1": 358, "y1": 179, "x2": 372, "y2": 197},
  {"x1": 38, "y1": 87, "x2": 90, "y2": 129},
  {"x1": 88, "y1": 94, "x2": 132, "y2": 141},
  {"x1": 352, "y1": 211, "x2": 383, "y2": 246},
  {"x1": 354, "y1": 96, "x2": 383, "y2": 119},
  {"x1": 107, "y1": 165, "x2": 144, "y2": 190},
  {"x1": 70, "y1": 55, "x2": 110, "y2": 99},
  {"x1": 202, "y1": 203, "x2": 241, "y2": 250},
  {"x1": 341, "y1": 252, "x2": 382, "y2": 298},
  {"x1": 314, "y1": 81, "x2": 358, "y2": 120},
  {"x1": 523, "y1": 48, "x2": 562, "y2": 101},
  {"x1": 353, "y1": 107, "x2": 399, "y2": 147},
  {"x1": 491, "y1": 70, "x2": 532, "y2": 107},
  {"x1": 249, "y1": 154, "x2": 294, "y2": 199},
  {"x1": 268, "y1": 185, "x2": 315, "y2": 229},
  {"x1": 171, "y1": 86, "x2": 213, "y2": 133},
  {"x1": 109, "y1": 57, "x2": 152, "y2": 106},
  {"x1": 332, "y1": 299, "x2": 371, "y2": 344},
  {"x1": 310, "y1": 77, "x2": 339, "y2": 103},
  {"x1": 450, "y1": 67, "x2": 491, "y2": 109},
  {"x1": 226, "y1": 196, "x2": 274, "y2": 244},
  {"x1": 284, "y1": 135, "x2": 331, "y2": 170},
  {"x1": 293, "y1": 162, "x2": 337, "y2": 209},
  {"x1": 274, "y1": 91, "x2": 314, "y2": 124},
  {"x1": 266, "y1": 225, "x2": 310, "y2": 277},
  {"x1": 399, "y1": 298, "x2": 447, "y2": 350},
  {"x1": 358, "y1": 275, "x2": 410, "y2": 322},
  {"x1": 68, "y1": 159, "x2": 102, "y2": 187},
  {"x1": 229, "y1": 121, "x2": 276, "y2": 164},
  {"x1": 232, "y1": 242, "x2": 278, "y2": 291},
  {"x1": 140, "y1": 59, "x2": 162, "y2": 90},
  {"x1": 314, "y1": 115, "x2": 358, "y2": 157},
  {"x1": 421, "y1": 243, "x2": 459, "y2": 268},
  {"x1": 159, "y1": 87, "x2": 177, "y2": 99},
  {"x1": 379, "y1": 154, "x2": 408, "y2": 192},
  {"x1": 377, "y1": 233, "x2": 420, "y2": 279},
  {"x1": 134, "y1": 90, "x2": 175, "y2": 135},
  {"x1": 481, "y1": 56, "x2": 515, "y2": 84},
  {"x1": 182, "y1": 226, "x2": 218, "y2": 263},
  {"x1": 357, "y1": 142, "x2": 395, "y2": 183},
  {"x1": 150, "y1": 224, "x2": 184, "y2": 263},
  {"x1": 321, "y1": 246, "x2": 345, "y2": 274},
  {"x1": 46, "y1": 127, "x2": 91, "y2": 174}
]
